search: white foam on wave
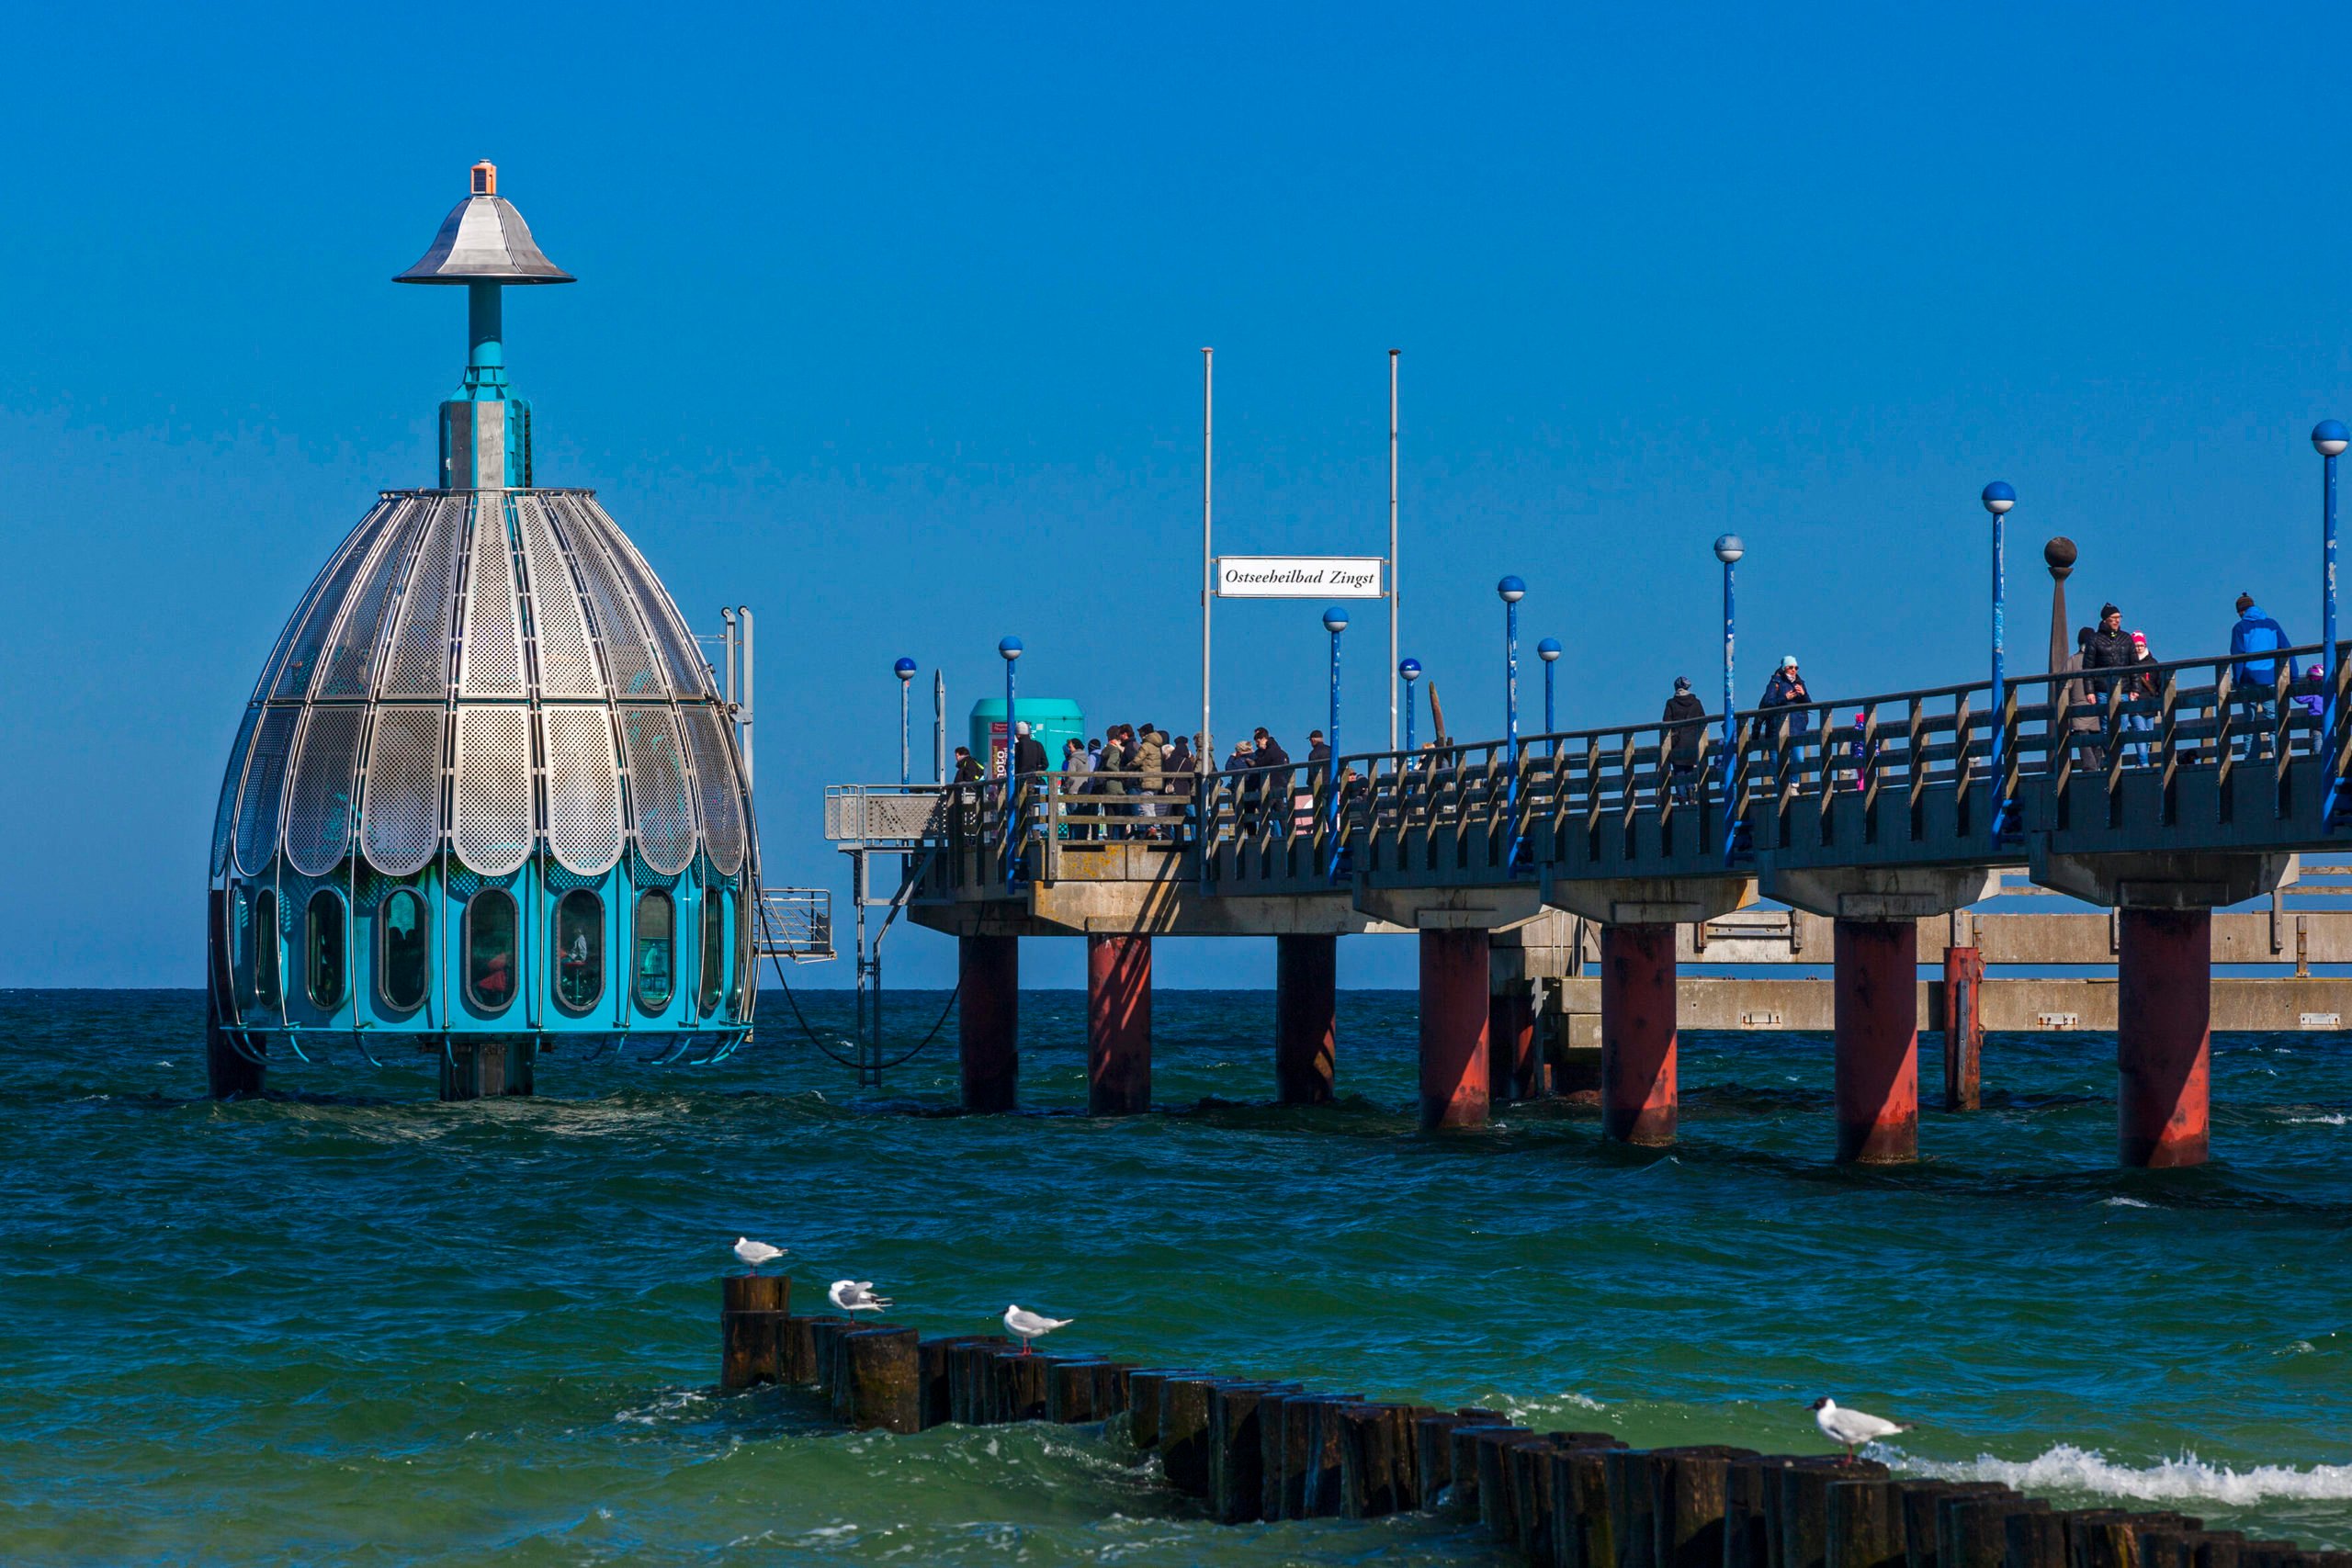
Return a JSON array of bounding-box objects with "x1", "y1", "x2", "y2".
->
[
  {"x1": 1903, "y1": 1444, "x2": 2352, "y2": 1505},
  {"x1": 2285, "y1": 1112, "x2": 2348, "y2": 1126},
  {"x1": 2100, "y1": 1197, "x2": 2153, "y2": 1209}
]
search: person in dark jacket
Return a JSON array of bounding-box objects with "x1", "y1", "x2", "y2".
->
[
  {"x1": 1012, "y1": 721, "x2": 1049, "y2": 777},
  {"x1": 2231, "y1": 593, "x2": 2291, "y2": 759},
  {"x1": 1759, "y1": 656, "x2": 1812, "y2": 737},
  {"x1": 2080, "y1": 604, "x2": 2134, "y2": 690},
  {"x1": 953, "y1": 745, "x2": 982, "y2": 783},
  {"x1": 1661, "y1": 676, "x2": 1706, "y2": 802}
]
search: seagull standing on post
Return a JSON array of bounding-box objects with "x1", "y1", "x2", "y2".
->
[
  {"x1": 1003, "y1": 1304, "x2": 1071, "y2": 1355},
  {"x1": 1811, "y1": 1397, "x2": 1907, "y2": 1461},
  {"x1": 733, "y1": 1237, "x2": 786, "y2": 1275},
  {"x1": 830, "y1": 1280, "x2": 893, "y2": 1314}
]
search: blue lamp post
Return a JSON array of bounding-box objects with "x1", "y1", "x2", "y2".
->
[
  {"x1": 1537, "y1": 637, "x2": 1562, "y2": 736},
  {"x1": 998, "y1": 636, "x2": 1023, "y2": 889},
  {"x1": 1982, "y1": 481, "x2": 2016, "y2": 836},
  {"x1": 1399, "y1": 657, "x2": 1422, "y2": 755},
  {"x1": 1713, "y1": 535, "x2": 1744, "y2": 852},
  {"x1": 1498, "y1": 576, "x2": 1526, "y2": 854},
  {"x1": 893, "y1": 657, "x2": 917, "y2": 785},
  {"x1": 1322, "y1": 606, "x2": 1348, "y2": 828},
  {"x1": 2316, "y1": 421, "x2": 2347, "y2": 801}
]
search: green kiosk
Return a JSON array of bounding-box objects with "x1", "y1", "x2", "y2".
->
[{"x1": 968, "y1": 697, "x2": 1086, "y2": 776}]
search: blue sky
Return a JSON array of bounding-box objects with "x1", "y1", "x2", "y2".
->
[{"x1": 4, "y1": 3, "x2": 2347, "y2": 988}]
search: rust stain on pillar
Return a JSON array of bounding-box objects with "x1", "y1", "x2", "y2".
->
[
  {"x1": 1600, "y1": 923, "x2": 1678, "y2": 1145},
  {"x1": 1941, "y1": 944, "x2": 1984, "y2": 1111},
  {"x1": 1834, "y1": 919, "x2": 1920, "y2": 1164},
  {"x1": 1419, "y1": 929, "x2": 1491, "y2": 1130},
  {"x1": 2119, "y1": 907, "x2": 2212, "y2": 1168},
  {"x1": 1275, "y1": 932, "x2": 1338, "y2": 1105},
  {"x1": 1086, "y1": 932, "x2": 1152, "y2": 1115},
  {"x1": 958, "y1": 933, "x2": 1019, "y2": 1111}
]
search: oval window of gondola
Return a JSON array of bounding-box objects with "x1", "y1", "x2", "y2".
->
[
  {"x1": 729, "y1": 885, "x2": 753, "y2": 1020},
  {"x1": 379, "y1": 888, "x2": 428, "y2": 1013},
  {"x1": 553, "y1": 889, "x2": 605, "y2": 1014},
  {"x1": 253, "y1": 888, "x2": 282, "y2": 1009},
  {"x1": 634, "y1": 889, "x2": 674, "y2": 1011},
  {"x1": 465, "y1": 888, "x2": 520, "y2": 1014},
  {"x1": 304, "y1": 888, "x2": 346, "y2": 1010},
  {"x1": 696, "y1": 889, "x2": 726, "y2": 1016}
]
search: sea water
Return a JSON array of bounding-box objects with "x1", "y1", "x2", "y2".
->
[{"x1": 1, "y1": 988, "x2": 2347, "y2": 1564}]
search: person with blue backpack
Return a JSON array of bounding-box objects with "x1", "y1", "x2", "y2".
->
[{"x1": 2230, "y1": 592, "x2": 2291, "y2": 761}]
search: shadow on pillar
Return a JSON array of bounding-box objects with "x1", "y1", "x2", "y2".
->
[
  {"x1": 1488, "y1": 987, "x2": 1536, "y2": 1101},
  {"x1": 2119, "y1": 908, "x2": 2211, "y2": 1168},
  {"x1": 1275, "y1": 933, "x2": 1337, "y2": 1106},
  {"x1": 1600, "y1": 923, "x2": 1677, "y2": 1145},
  {"x1": 959, "y1": 934, "x2": 1019, "y2": 1111},
  {"x1": 1087, "y1": 933, "x2": 1152, "y2": 1115},
  {"x1": 1418, "y1": 929, "x2": 1489, "y2": 1130},
  {"x1": 440, "y1": 1039, "x2": 536, "y2": 1100},
  {"x1": 1834, "y1": 919, "x2": 1917, "y2": 1164}
]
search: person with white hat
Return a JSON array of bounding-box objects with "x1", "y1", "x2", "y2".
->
[{"x1": 1759, "y1": 654, "x2": 1812, "y2": 736}]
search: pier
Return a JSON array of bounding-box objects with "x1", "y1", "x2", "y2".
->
[{"x1": 831, "y1": 605, "x2": 2352, "y2": 1169}]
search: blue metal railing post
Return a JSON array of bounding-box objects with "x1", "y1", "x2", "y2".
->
[
  {"x1": 2316, "y1": 422, "x2": 2347, "y2": 817},
  {"x1": 1714, "y1": 535, "x2": 1743, "y2": 856},
  {"x1": 998, "y1": 637, "x2": 1023, "y2": 891},
  {"x1": 1498, "y1": 576, "x2": 1525, "y2": 866},
  {"x1": 1982, "y1": 481, "x2": 2016, "y2": 839}
]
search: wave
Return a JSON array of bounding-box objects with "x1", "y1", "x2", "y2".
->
[{"x1": 1904, "y1": 1443, "x2": 2352, "y2": 1505}]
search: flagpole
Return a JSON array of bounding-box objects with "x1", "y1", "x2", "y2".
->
[
  {"x1": 1388, "y1": 348, "x2": 1400, "y2": 754},
  {"x1": 1202, "y1": 346, "x2": 1214, "y2": 768}
]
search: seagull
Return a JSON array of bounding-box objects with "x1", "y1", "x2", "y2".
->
[
  {"x1": 733, "y1": 1237, "x2": 786, "y2": 1275},
  {"x1": 829, "y1": 1280, "x2": 893, "y2": 1314},
  {"x1": 1003, "y1": 1304, "x2": 1071, "y2": 1354},
  {"x1": 1811, "y1": 1397, "x2": 1908, "y2": 1461}
]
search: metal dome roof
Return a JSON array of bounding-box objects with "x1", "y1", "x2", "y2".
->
[
  {"x1": 394, "y1": 162, "x2": 573, "y2": 285},
  {"x1": 210, "y1": 489, "x2": 747, "y2": 886}
]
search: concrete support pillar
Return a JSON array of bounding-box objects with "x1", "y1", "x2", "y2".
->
[
  {"x1": 1086, "y1": 933, "x2": 1152, "y2": 1115},
  {"x1": 1833, "y1": 919, "x2": 1918, "y2": 1164},
  {"x1": 439, "y1": 1039, "x2": 535, "y2": 1100},
  {"x1": 958, "y1": 933, "x2": 1019, "y2": 1111},
  {"x1": 1418, "y1": 929, "x2": 1490, "y2": 1130},
  {"x1": 2118, "y1": 908, "x2": 2211, "y2": 1168},
  {"x1": 1488, "y1": 985, "x2": 1538, "y2": 1100},
  {"x1": 1600, "y1": 923, "x2": 1677, "y2": 1145},
  {"x1": 1274, "y1": 933, "x2": 1337, "y2": 1106},
  {"x1": 1940, "y1": 944, "x2": 1984, "y2": 1111}
]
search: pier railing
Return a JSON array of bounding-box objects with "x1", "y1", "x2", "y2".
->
[{"x1": 916, "y1": 641, "x2": 2352, "y2": 898}]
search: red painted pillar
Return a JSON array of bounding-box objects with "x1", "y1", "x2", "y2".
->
[
  {"x1": 1834, "y1": 919, "x2": 1919, "y2": 1164},
  {"x1": 2118, "y1": 908, "x2": 2211, "y2": 1168},
  {"x1": 1489, "y1": 986, "x2": 1537, "y2": 1100},
  {"x1": 1087, "y1": 934, "x2": 1152, "y2": 1115},
  {"x1": 1418, "y1": 929, "x2": 1490, "y2": 1130},
  {"x1": 1941, "y1": 944, "x2": 1984, "y2": 1111},
  {"x1": 1274, "y1": 933, "x2": 1337, "y2": 1106},
  {"x1": 1600, "y1": 923, "x2": 1677, "y2": 1145},
  {"x1": 958, "y1": 933, "x2": 1019, "y2": 1111}
]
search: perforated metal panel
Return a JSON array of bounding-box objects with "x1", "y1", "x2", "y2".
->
[
  {"x1": 549, "y1": 496, "x2": 663, "y2": 697},
  {"x1": 516, "y1": 496, "x2": 602, "y2": 698},
  {"x1": 454, "y1": 705, "x2": 535, "y2": 876},
  {"x1": 543, "y1": 705, "x2": 625, "y2": 874},
  {"x1": 682, "y1": 705, "x2": 746, "y2": 874},
  {"x1": 272, "y1": 503, "x2": 401, "y2": 700},
  {"x1": 248, "y1": 502, "x2": 389, "y2": 703},
  {"x1": 233, "y1": 706, "x2": 301, "y2": 875},
  {"x1": 210, "y1": 706, "x2": 262, "y2": 877},
  {"x1": 577, "y1": 498, "x2": 711, "y2": 696},
  {"x1": 621, "y1": 705, "x2": 697, "y2": 874},
  {"x1": 379, "y1": 497, "x2": 466, "y2": 697},
  {"x1": 459, "y1": 499, "x2": 528, "y2": 697},
  {"x1": 283, "y1": 706, "x2": 367, "y2": 876},
  {"x1": 361, "y1": 705, "x2": 445, "y2": 876},
  {"x1": 318, "y1": 500, "x2": 426, "y2": 697}
]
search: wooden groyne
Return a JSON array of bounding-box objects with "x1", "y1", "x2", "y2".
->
[{"x1": 717, "y1": 1280, "x2": 2350, "y2": 1567}]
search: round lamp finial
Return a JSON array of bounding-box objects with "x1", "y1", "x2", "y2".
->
[
  {"x1": 2314, "y1": 419, "x2": 2349, "y2": 458},
  {"x1": 1497, "y1": 574, "x2": 1527, "y2": 603},
  {"x1": 1322, "y1": 606, "x2": 1351, "y2": 634},
  {"x1": 1537, "y1": 637, "x2": 1562, "y2": 663},
  {"x1": 2043, "y1": 536, "x2": 2078, "y2": 580},
  {"x1": 893, "y1": 656, "x2": 917, "y2": 682},
  {"x1": 1713, "y1": 533, "x2": 1745, "y2": 564},
  {"x1": 997, "y1": 636, "x2": 1023, "y2": 661},
  {"x1": 1982, "y1": 479, "x2": 2017, "y2": 515},
  {"x1": 1398, "y1": 657, "x2": 1421, "y2": 681}
]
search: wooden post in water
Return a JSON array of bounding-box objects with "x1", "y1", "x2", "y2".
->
[
  {"x1": 1894, "y1": 1481, "x2": 2010, "y2": 1568},
  {"x1": 832, "y1": 1327, "x2": 921, "y2": 1432},
  {"x1": 1827, "y1": 1478, "x2": 1907, "y2": 1568},
  {"x1": 1936, "y1": 1489, "x2": 2049, "y2": 1568},
  {"x1": 1777, "y1": 1456, "x2": 1889, "y2": 1568},
  {"x1": 1940, "y1": 944, "x2": 1984, "y2": 1110},
  {"x1": 1555, "y1": 1445, "x2": 1623, "y2": 1568},
  {"x1": 1159, "y1": 1375, "x2": 1220, "y2": 1497},
  {"x1": 1656, "y1": 1445, "x2": 1761, "y2": 1568},
  {"x1": 989, "y1": 1347, "x2": 1049, "y2": 1422},
  {"x1": 808, "y1": 1318, "x2": 857, "y2": 1398},
  {"x1": 1295, "y1": 1393, "x2": 1366, "y2": 1518},
  {"x1": 783, "y1": 1313, "x2": 850, "y2": 1386},
  {"x1": 719, "y1": 1275, "x2": 789, "y2": 1391},
  {"x1": 1724, "y1": 1457, "x2": 1804, "y2": 1568}
]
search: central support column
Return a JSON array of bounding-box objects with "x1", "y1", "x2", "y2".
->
[
  {"x1": 1418, "y1": 929, "x2": 1490, "y2": 1130},
  {"x1": 1600, "y1": 923, "x2": 1677, "y2": 1145},
  {"x1": 1833, "y1": 919, "x2": 1918, "y2": 1164},
  {"x1": 439, "y1": 1039, "x2": 534, "y2": 1100},
  {"x1": 1086, "y1": 933, "x2": 1152, "y2": 1115},
  {"x1": 958, "y1": 933, "x2": 1019, "y2": 1111},
  {"x1": 1274, "y1": 933, "x2": 1337, "y2": 1105},
  {"x1": 2118, "y1": 908, "x2": 2211, "y2": 1168},
  {"x1": 1941, "y1": 944, "x2": 1984, "y2": 1111},
  {"x1": 1488, "y1": 983, "x2": 1537, "y2": 1101}
]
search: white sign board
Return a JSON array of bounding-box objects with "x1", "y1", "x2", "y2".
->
[{"x1": 1215, "y1": 556, "x2": 1385, "y2": 598}]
